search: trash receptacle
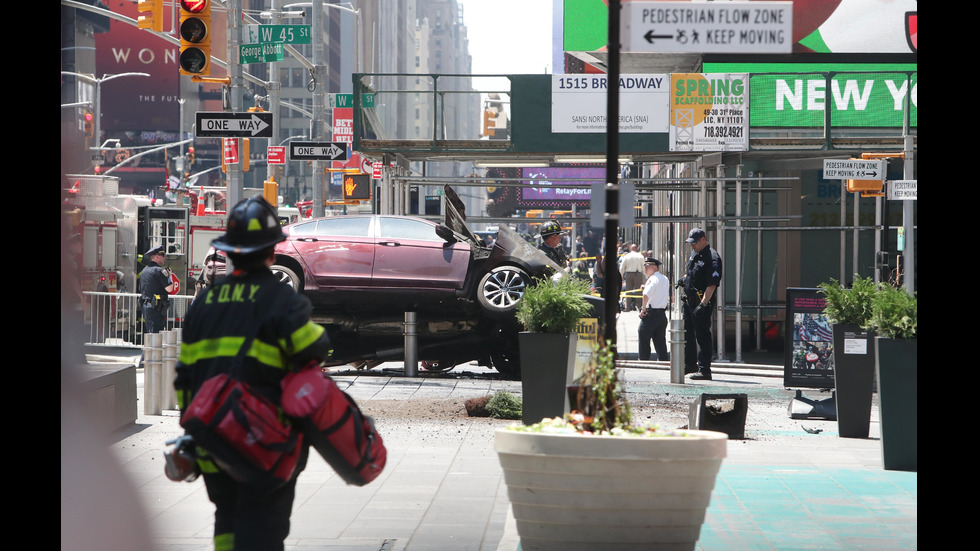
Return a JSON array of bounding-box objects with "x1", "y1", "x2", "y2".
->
[{"x1": 832, "y1": 324, "x2": 876, "y2": 439}]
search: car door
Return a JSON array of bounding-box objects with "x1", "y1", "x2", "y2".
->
[
  {"x1": 372, "y1": 216, "x2": 469, "y2": 290},
  {"x1": 287, "y1": 217, "x2": 374, "y2": 289}
]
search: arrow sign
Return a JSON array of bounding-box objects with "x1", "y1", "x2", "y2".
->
[
  {"x1": 289, "y1": 141, "x2": 349, "y2": 161},
  {"x1": 643, "y1": 29, "x2": 674, "y2": 43},
  {"x1": 196, "y1": 112, "x2": 274, "y2": 138}
]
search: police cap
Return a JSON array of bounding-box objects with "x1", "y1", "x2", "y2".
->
[{"x1": 685, "y1": 228, "x2": 706, "y2": 243}]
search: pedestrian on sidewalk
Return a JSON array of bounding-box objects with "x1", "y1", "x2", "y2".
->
[
  {"x1": 619, "y1": 244, "x2": 645, "y2": 311},
  {"x1": 638, "y1": 257, "x2": 670, "y2": 361}
]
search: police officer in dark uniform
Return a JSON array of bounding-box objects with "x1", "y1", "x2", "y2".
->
[
  {"x1": 537, "y1": 220, "x2": 569, "y2": 269},
  {"x1": 681, "y1": 228, "x2": 723, "y2": 380},
  {"x1": 174, "y1": 196, "x2": 334, "y2": 551},
  {"x1": 138, "y1": 244, "x2": 175, "y2": 334}
]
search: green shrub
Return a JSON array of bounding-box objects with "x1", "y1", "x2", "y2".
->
[
  {"x1": 486, "y1": 391, "x2": 522, "y2": 420},
  {"x1": 818, "y1": 275, "x2": 877, "y2": 327},
  {"x1": 515, "y1": 276, "x2": 592, "y2": 333},
  {"x1": 868, "y1": 285, "x2": 917, "y2": 339}
]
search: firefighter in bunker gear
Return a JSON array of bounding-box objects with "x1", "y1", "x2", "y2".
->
[{"x1": 173, "y1": 196, "x2": 333, "y2": 551}]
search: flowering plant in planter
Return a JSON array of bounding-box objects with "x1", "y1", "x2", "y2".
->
[
  {"x1": 495, "y1": 342, "x2": 728, "y2": 550},
  {"x1": 508, "y1": 341, "x2": 688, "y2": 437}
]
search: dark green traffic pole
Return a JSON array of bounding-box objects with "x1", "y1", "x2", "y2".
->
[{"x1": 602, "y1": 0, "x2": 621, "y2": 348}]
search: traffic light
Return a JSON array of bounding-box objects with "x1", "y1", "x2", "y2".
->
[
  {"x1": 846, "y1": 179, "x2": 884, "y2": 193},
  {"x1": 179, "y1": 0, "x2": 211, "y2": 76},
  {"x1": 342, "y1": 174, "x2": 371, "y2": 200},
  {"x1": 83, "y1": 110, "x2": 94, "y2": 138},
  {"x1": 137, "y1": 0, "x2": 164, "y2": 33},
  {"x1": 264, "y1": 179, "x2": 279, "y2": 206},
  {"x1": 482, "y1": 110, "x2": 496, "y2": 137}
]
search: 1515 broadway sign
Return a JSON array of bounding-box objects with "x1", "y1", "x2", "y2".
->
[{"x1": 551, "y1": 74, "x2": 669, "y2": 134}]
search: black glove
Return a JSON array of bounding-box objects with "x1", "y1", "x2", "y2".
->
[
  {"x1": 694, "y1": 302, "x2": 710, "y2": 316},
  {"x1": 675, "y1": 276, "x2": 687, "y2": 289}
]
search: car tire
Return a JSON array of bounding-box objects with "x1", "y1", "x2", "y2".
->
[
  {"x1": 477, "y1": 265, "x2": 529, "y2": 318},
  {"x1": 491, "y1": 350, "x2": 521, "y2": 380},
  {"x1": 271, "y1": 264, "x2": 301, "y2": 291}
]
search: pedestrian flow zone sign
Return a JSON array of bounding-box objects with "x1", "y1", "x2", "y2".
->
[
  {"x1": 289, "y1": 141, "x2": 349, "y2": 161},
  {"x1": 822, "y1": 159, "x2": 885, "y2": 180},
  {"x1": 196, "y1": 112, "x2": 273, "y2": 138}
]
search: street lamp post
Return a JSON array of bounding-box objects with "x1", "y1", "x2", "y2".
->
[{"x1": 60, "y1": 71, "x2": 151, "y2": 150}]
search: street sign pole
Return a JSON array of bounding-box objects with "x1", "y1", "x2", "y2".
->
[{"x1": 227, "y1": 0, "x2": 245, "y2": 214}]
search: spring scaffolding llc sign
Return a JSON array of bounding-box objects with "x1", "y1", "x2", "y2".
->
[{"x1": 670, "y1": 73, "x2": 749, "y2": 152}]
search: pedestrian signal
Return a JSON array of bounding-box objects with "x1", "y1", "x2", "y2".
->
[{"x1": 342, "y1": 173, "x2": 371, "y2": 200}]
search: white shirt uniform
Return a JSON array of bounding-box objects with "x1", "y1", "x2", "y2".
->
[{"x1": 642, "y1": 271, "x2": 670, "y2": 310}]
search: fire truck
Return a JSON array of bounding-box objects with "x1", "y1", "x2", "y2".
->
[{"x1": 63, "y1": 175, "x2": 228, "y2": 345}]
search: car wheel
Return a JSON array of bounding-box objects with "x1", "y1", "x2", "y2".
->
[
  {"x1": 421, "y1": 360, "x2": 455, "y2": 372},
  {"x1": 491, "y1": 350, "x2": 521, "y2": 380},
  {"x1": 271, "y1": 264, "x2": 301, "y2": 290},
  {"x1": 477, "y1": 265, "x2": 529, "y2": 318}
]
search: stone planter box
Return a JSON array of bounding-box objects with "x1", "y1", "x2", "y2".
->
[{"x1": 495, "y1": 428, "x2": 728, "y2": 551}]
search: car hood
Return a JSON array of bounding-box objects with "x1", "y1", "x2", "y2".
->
[{"x1": 443, "y1": 184, "x2": 561, "y2": 276}]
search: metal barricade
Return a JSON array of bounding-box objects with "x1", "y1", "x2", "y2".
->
[{"x1": 81, "y1": 291, "x2": 192, "y2": 349}]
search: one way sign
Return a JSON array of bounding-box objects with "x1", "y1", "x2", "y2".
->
[
  {"x1": 196, "y1": 112, "x2": 274, "y2": 138},
  {"x1": 289, "y1": 141, "x2": 349, "y2": 161}
]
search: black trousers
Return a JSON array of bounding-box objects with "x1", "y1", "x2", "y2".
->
[
  {"x1": 638, "y1": 308, "x2": 669, "y2": 361},
  {"x1": 202, "y1": 446, "x2": 309, "y2": 551},
  {"x1": 683, "y1": 301, "x2": 714, "y2": 373},
  {"x1": 142, "y1": 303, "x2": 166, "y2": 334}
]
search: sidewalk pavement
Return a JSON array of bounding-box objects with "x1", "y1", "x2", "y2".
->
[{"x1": 66, "y1": 310, "x2": 916, "y2": 551}]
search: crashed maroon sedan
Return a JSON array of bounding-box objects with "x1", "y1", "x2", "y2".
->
[{"x1": 270, "y1": 186, "x2": 598, "y2": 379}]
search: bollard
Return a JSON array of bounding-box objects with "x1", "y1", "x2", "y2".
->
[
  {"x1": 404, "y1": 311, "x2": 418, "y2": 377},
  {"x1": 143, "y1": 332, "x2": 163, "y2": 415},
  {"x1": 669, "y1": 317, "x2": 686, "y2": 384},
  {"x1": 162, "y1": 330, "x2": 179, "y2": 410}
]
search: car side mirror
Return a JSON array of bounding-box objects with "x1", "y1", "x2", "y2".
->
[{"x1": 435, "y1": 224, "x2": 457, "y2": 243}]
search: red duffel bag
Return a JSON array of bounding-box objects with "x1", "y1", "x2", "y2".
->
[
  {"x1": 181, "y1": 373, "x2": 303, "y2": 495},
  {"x1": 285, "y1": 372, "x2": 386, "y2": 486}
]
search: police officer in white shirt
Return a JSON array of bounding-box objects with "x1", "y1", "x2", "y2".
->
[{"x1": 638, "y1": 257, "x2": 670, "y2": 361}]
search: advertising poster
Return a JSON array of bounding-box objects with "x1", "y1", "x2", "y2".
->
[
  {"x1": 669, "y1": 73, "x2": 749, "y2": 152},
  {"x1": 519, "y1": 165, "x2": 605, "y2": 207},
  {"x1": 783, "y1": 288, "x2": 836, "y2": 388},
  {"x1": 573, "y1": 317, "x2": 599, "y2": 383}
]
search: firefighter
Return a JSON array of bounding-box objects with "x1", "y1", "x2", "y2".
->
[
  {"x1": 537, "y1": 220, "x2": 569, "y2": 269},
  {"x1": 173, "y1": 195, "x2": 334, "y2": 551},
  {"x1": 138, "y1": 244, "x2": 175, "y2": 334}
]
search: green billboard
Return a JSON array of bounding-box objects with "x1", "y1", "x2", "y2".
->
[{"x1": 700, "y1": 62, "x2": 916, "y2": 128}]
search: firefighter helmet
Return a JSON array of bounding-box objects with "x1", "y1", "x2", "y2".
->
[
  {"x1": 211, "y1": 195, "x2": 286, "y2": 255},
  {"x1": 538, "y1": 220, "x2": 565, "y2": 238}
]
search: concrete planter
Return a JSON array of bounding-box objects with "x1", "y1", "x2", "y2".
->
[{"x1": 495, "y1": 428, "x2": 728, "y2": 551}]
